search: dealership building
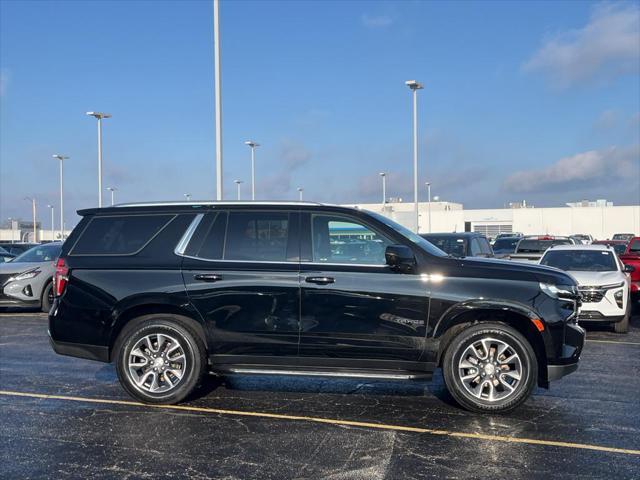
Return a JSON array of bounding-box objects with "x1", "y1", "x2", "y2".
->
[{"x1": 345, "y1": 199, "x2": 640, "y2": 240}]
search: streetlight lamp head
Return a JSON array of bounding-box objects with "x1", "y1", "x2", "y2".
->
[
  {"x1": 405, "y1": 80, "x2": 424, "y2": 90},
  {"x1": 86, "y1": 112, "x2": 112, "y2": 119},
  {"x1": 244, "y1": 141, "x2": 260, "y2": 148},
  {"x1": 297, "y1": 187, "x2": 303, "y2": 192},
  {"x1": 234, "y1": 179, "x2": 243, "y2": 184},
  {"x1": 52, "y1": 154, "x2": 69, "y2": 160},
  {"x1": 379, "y1": 172, "x2": 386, "y2": 177}
]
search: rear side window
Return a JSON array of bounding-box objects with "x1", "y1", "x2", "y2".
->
[
  {"x1": 223, "y1": 211, "x2": 290, "y2": 261},
  {"x1": 71, "y1": 215, "x2": 174, "y2": 255},
  {"x1": 629, "y1": 239, "x2": 640, "y2": 253}
]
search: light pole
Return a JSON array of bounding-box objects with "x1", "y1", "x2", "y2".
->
[
  {"x1": 24, "y1": 197, "x2": 36, "y2": 242},
  {"x1": 405, "y1": 80, "x2": 423, "y2": 233},
  {"x1": 379, "y1": 172, "x2": 387, "y2": 205},
  {"x1": 52, "y1": 155, "x2": 68, "y2": 240},
  {"x1": 184, "y1": 193, "x2": 192, "y2": 201},
  {"x1": 234, "y1": 180, "x2": 243, "y2": 200},
  {"x1": 297, "y1": 187, "x2": 303, "y2": 201},
  {"x1": 47, "y1": 205, "x2": 55, "y2": 241},
  {"x1": 8, "y1": 217, "x2": 14, "y2": 243},
  {"x1": 213, "y1": 0, "x2": 223, "y2": 200},
  {"x1": 425, "y1": 182, "x2": 431, "y2": 233},
  {"x1": 106, "y1": 187, "x2": 117, "y2": 206},
  {"x1": 86, "y1": 112, "x2": 111, "y2": 207},
  {"x1": 244, "y1": 141, "x2": 260, "y2": 200}
]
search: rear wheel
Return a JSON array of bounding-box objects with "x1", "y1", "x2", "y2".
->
[
  {"x1": 442, "y1": 323, "x2": 537, "y2": 413},
  {"x1": 115, "y1": 315, "x2": 206, "y2": 404}
]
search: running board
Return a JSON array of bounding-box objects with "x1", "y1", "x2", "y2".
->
[{"x1": 221, "y1": 367, "x2": 427, "y2": 380}]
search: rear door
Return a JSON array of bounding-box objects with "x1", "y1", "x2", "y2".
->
[
  {"x1": 181, "y1": 209, "x2": 301, "y2": 359},
  {"x1": 298, "y1": 211, "x2": 429, "y2": 364}
]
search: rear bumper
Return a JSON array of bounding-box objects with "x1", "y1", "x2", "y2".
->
[
  {"x1": 547, "y1": 363, "x2": 579, "y2": 381},
  {"x1": 48, "y1": 335, "x2": 109, "y2": 363}
]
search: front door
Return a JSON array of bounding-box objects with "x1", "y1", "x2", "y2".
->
[
  {"x1": 181, "y1": 209, "x2": 300, "y2": 358},
  {"x1": 298, "y1": 212, "x2": 429, "y2": 364}
]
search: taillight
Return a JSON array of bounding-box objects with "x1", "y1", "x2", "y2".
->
[{"x1": 54, "y1": 257, "x2": 69, "y2": 297}]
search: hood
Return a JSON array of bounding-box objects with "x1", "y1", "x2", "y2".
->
[
  {"x1": 433, "y1": 255, "x2": 576, "y2": 286},
  {"x1": 0, "y1": 261, "x2": 50, "y2": 276},
  {"x1": 566, "y1": 270, "x2": 625, "y2": 287}
]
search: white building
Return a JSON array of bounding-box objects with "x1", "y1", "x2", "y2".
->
[{"x1": 346, "y1": 201, "x2": 640, "y2": 240}]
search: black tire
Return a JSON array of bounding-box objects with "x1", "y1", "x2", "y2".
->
[
  {"x1": 614, "y1": 298, "x2": 630, "y2": 334},
  {"x1": 442, "y1": 323, "x2": 537, "y2": 413},
  {"x1": 40, "y1": 282, "x2": 53, "y2": 313},
  {"x1": 115, "y1": 314, "x2": 206, "y2": 404}
]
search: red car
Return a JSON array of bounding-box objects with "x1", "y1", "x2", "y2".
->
[
  {"x1": 619, "y1": 237, "x2": 640, "y2": 302},
  {"x1": 592, "y1": 240, "x2": 628, "y2": 256}
]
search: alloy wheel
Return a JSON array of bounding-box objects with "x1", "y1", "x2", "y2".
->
[
  {"x1": 127, "y1": 333, "x2": 187, "y2": 394},
  {"x1": 457, "y1": 337, "x2": 523, "y2": 402}
]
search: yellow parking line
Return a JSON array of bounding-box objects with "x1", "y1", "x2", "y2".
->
[
  {"x1": 586, "y1": 339, "x2": 640, "y2": 346},
  {"x1": 1, "y1": 390, "x2": 638, "y2": 456}
]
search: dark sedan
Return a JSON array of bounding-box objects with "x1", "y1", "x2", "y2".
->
[{"x1": 420, "y1": 232, "x2": 493, "y2": 258}]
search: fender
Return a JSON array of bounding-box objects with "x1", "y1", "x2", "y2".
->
[
  {"x1": 108, "y1": 293, "x2": 206, "y2": 349},
  {"x1": 432, "y1": 298, "x2": 544, "y2": 338}
]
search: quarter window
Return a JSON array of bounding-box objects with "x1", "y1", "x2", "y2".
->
[
  {"x1": 224, "y1": 212, "x2": 290, "y2": 262},
  {"x1": 311, "y1": 215, "x2": 392, "y2": 265},
  {"x1": 71, "y1": 215, "x2": 174, "y2": 255}
]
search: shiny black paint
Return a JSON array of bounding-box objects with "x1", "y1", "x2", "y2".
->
[{"x1": 49, "y1": 203, "x2": 584, "y2": 387}]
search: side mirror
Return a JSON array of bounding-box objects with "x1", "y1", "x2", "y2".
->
[
  {"x1": 385, "y1": 245, "x2": 416, "y2": 273},
  {"x1": 624, "y1": 264, "x2": 635, "y2": 273}
]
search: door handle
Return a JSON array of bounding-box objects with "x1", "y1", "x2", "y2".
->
[
  {"x1": 194, "y1": 273, "x2": 223, "y2": 282},
  {"x1": 305, "y1": 276, "x2": 335, "y2": 285}
]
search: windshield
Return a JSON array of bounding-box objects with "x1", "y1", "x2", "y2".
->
[
  {"x1": 13, "y1": 243, "x2": 61, "y2": 263},
  {"x1": 516, "y1": 239, "x2": 572, "y2": 253},
  {"x1": 493, "y1": 238, "x2": 519, "y2": 253},
  {"x1": 540, "y1": 250, "x2": 617, "y2": 272},
  {"x1": 366, "y1": 211, "x2": 447, "y2": 257},
  {"x1": 421, "y1": 235, "x2": 466, "y2": 257}
]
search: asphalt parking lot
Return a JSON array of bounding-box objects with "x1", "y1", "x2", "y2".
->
[{"x1": 1, "y1": 312, "x2": 639, "y2": 479}]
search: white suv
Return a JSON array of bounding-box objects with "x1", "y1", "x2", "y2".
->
[{"x1": 539, "y1": 244, "x2": 631, "y2": 333}]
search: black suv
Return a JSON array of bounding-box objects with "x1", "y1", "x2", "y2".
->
[{"x1": 49, "y1": 202, "x2": 585, "y2": 412}]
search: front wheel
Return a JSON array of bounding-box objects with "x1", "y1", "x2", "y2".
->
[
  {"x1": 442, "y1": 323, "x2": 537, "y2": 413},
  {"x1": 614, "y1": 298, "x2": 630, "y2": 334},
  {"x1": 115, "y1": 316, "x2": 206, "y2": 404}
]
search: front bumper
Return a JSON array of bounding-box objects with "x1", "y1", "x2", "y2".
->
[
  {"x1": 577, "y1": 312, "x2": 625, "y2": 324},
  {"x1": 0, "y1": 296, "x2": 40, "y2": 308}
]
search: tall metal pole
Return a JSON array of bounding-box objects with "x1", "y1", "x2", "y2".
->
[
  {"x1": 234, "y1": 180, "x2": 243, "y2": 200},
  {"x1": 48, "y1": 205, "x2": 54, "y2": 241},
  {"x1": 406, "y1": 80, "x2": 423, "y2": 233},
  {"x1": 53, "y1": 155, "x2": 68, "y2": 240},
  {"x1": 213, "y1": 0, "x2": 223, "y2": 200},
  {"x1": 107, "y1": 187, "x2": 116, "y2": 206},
  {"x1": 97, "y1": 117, "x2": 103, "y2": 207},
  {"x1": 297, "y1": 187, "x2": 303, "y2": 201},
  {"x1": 426, "y1": 182, "x2": 432, "y2": 233},
  {"x1": 412, "y1": 88, "x2": 418, "y2": 232},
  {"x1": 379, "y1": 172, "x2": 386, "y2": 205},
  {"x1": 31, "y1": 198, "x2": 36, "y2": 241},
  {"x1": 251, "y1": 146, "x2": 256, "y2": 200}
]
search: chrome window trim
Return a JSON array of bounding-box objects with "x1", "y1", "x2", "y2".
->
[
  {"x1": 174, "y1": 214, "x2": 204, "y2": 256},
  {"x1": 115, "y1": 201, "x2": 325, "y2": 208}
]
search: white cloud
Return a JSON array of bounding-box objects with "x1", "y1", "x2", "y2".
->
[
  {"x1": 523, "y1": 3, "x2": 640, "y2": 88},
  {"x1": 504, "y1": 145, "x2": 639, "y2": 193},
  {"x1": 361, "y1": 13, "x2": 393, "y2": 29}
]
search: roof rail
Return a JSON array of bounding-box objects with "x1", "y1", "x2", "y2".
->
[{"x1": 112, "y1": 200, "x2": 326, "y2": 208}]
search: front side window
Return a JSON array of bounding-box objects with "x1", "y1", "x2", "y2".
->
[
  {"x1": 540, "y1": 250, "x2": 618, "y2": 272},
  {"x1": 224, "y1": 212, "x2": 290, "y2": 262},
  {"x1": 629, "y1": 239, "x2": 640, "y2": 253},
  {"x1": 311, "y1": 215, "x2": 392, "y2": 265},
  {"x1": 422, "y1": 236, "x2": 466, "y2": 257}
]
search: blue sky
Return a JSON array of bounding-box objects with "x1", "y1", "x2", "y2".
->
[{"x1": 1, "y1": 0, "x2": 639, "y2": 228}]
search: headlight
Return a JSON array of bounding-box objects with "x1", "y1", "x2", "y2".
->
[
  {"x1": 9, "y1": 268, "x2": 41, "y2": 282},
  {"x1": 614, "y1": 289, "x2": 624, "y2": 308},
  {"x1": 540, "y1": 283, "x2": 577, "y2": 299}
]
